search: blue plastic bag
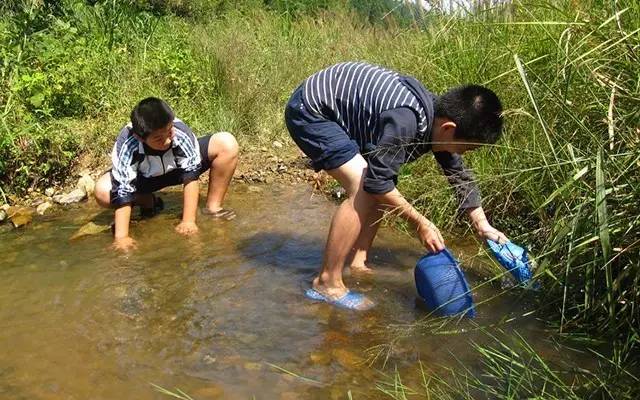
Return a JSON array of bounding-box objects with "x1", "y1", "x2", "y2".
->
[
  {"x1": 486, "y1": 240, "x2": 536, "y2": 287},
  {"x1": 414, "y1": 248, "x2": 476, "y2": 318}
]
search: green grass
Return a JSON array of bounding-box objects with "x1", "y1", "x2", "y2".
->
[
  {"x1": 1, "y1": 0, "x2": 639, "y2": 397},
  {"x1": 376, "y1": 330, "x2": 639, "y2": 399}
]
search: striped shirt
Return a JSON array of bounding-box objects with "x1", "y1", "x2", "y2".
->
[
  {"x1": 302, "y1": 61, "x2": 431, "y2": 149},
  {"x1": 292, "y1": 61, "x2": 482, "y2": 209}
]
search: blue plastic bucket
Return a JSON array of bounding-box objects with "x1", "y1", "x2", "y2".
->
[
  {"x1": 414, "y1": 248, "x2": 476, "y2": 318},
  {"x1": 486, "y1": 240, "x2": 536, "y2": 287}
]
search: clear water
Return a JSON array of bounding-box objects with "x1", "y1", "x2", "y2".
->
[{"x1": 0, "y1": 184, "x2": 590, "y2": 399}]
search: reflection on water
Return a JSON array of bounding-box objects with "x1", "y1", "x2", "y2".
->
[{"x1": 0, "y1": 184, "x2": 589, "y2": 399}]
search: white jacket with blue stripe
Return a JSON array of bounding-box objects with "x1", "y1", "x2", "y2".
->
[{"x1": 109, "y1": 119, "x2": 201, "y2": 206}]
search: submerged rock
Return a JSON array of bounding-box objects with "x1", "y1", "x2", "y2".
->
[
  {"x1": 332, "y1": 348, "x2": 364, "y2": 370},
  {"x1": 53, "y1": 188, "x2": 86, "y2": 205},
  {"x1": 203, "y1": 354, "x2": 217, "y2": 365},
  {"x1": 0, "y1": 209, "x2": 7, "y2": 223},
  {"x1": 36, "y1": 201, "x2": 53, "y2": 215},
  {"x1": 309, "y1": 351, "x2": 331, "y2": 365},
  {"x1": 70, "y1": 222, "x2": 111, "y2": 240},
  {"x1": 8, "y1": 207, "x2": 33, "y2": 228},
  {"x1": 193, "y1": 385, "x2": 224, "y2": 399},
  {"x1": 77, "y1": 174, "x2": 95, "y2": 196}
]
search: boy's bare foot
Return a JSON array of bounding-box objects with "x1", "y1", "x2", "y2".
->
[
  {"x1": 349, "y1": 263, "x2": 374, "y2": 274},
  {"x1": 175, "y1": 221, "x2": 199, "y2": 236},
  {"x1": 312, "y1": 276, "x2": 349, "y2": 300},
  {"x1": 310, "y1": 276, "x2": 375, "y2": 310},
  {"x1": 201, "y1": 207, "x2": 236, "y2": 220}
]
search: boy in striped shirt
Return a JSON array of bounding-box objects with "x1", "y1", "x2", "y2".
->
[
  {"x1": 285, "y1": 62, "x2": 508, "y2": 310},
  {"x1": 94, "y1": 97, "x2": 239, "y2": 252}
]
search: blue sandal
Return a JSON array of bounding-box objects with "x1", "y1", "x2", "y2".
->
[{"x1": 304, "y1": 287, "x2": 375, "y2": 311}]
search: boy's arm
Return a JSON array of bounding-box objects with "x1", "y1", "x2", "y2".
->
[
  {"x1": 113, "y1": 204, "x2": 137, "y2": 251},
  {"x1": 173, "y1": 120, "x2": 202, "y2": 182},
  {"x1": 176, "y1": 180, "x2": 199, "y2": 236},
  {"x1": 371, "y1": 188, "x2": 445, "y2": 253},
  {"x1": 110, "y1": 130, "x2": 140, "y2": 250},
  {"x1": 433, "y1": 151, "x2": 482, "y2": 210},
  {"x1": 467, "y1": 206, "x2": 508, "y2": 243},
  {"x1": 172, "y1": 120, "x2": 202, "y2": 236},
  {"x1": 433, "y1": 152, "x2": 507, "y2": 243},
  {"x1": 362, "y1": 108, "x2": 445, "y2": 252}
]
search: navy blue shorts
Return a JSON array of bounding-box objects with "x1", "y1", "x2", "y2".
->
[
  {"x1": 136, "y1": 135, "x2": 212, "y2": 194},
  {"x1": 285, "y1": 85, "x2": 359, "y2": 171}
]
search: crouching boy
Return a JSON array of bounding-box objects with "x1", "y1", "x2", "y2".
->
[
  {"x1": 285, "y1": 62, "x2": 509, "y2": 310},
  {"x1": 95, "y1": 97, "x2": 238, "y2": 251}
]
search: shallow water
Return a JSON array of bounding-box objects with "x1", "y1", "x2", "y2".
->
[{"x1": 0, "y1": 184, "x2": 590, "y2": 399}]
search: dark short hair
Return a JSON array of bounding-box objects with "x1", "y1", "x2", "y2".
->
[
  {"x1": 434, "y1": 85, "x2": 503, "y2": 144},
  {"x1": 130, "y1": 97, "x2": 174, "y2": 139}
]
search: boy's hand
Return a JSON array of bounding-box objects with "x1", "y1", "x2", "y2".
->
[
  {"x1": 418, "y1": 220, "x2": 445, "y2": 253},
  {"x1": 176, "y1": 221, "x2": 199, "y2": 236},
  {"x1": 112, "y1": 236, "x2": 137, "y2": 252},
  {"x1": 476, "y1": 222, "x2": 508, "y2": 244},
  {"x1": 467, "y1": 207, "x2": 508, "y2": 244}
]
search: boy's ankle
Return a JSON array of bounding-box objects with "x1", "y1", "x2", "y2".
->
[{"x1": 317, "y1": 272, "x2": 346, "y2": 291}]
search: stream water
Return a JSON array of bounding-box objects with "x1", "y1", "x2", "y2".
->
[{"x1": 0, "y1": 183, "x2": 592, "y2": 399}]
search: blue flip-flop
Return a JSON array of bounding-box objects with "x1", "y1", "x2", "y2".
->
[{"x1": 304, "y1": 287, "x2": 375, "y2": 311}]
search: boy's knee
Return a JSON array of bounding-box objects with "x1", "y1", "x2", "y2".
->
[
  {"x1": 94, "y1": 174, "x2": 112, "y2": 208},
  {"x1": 211, "y1": 132, "x2": 239, "y2": 159}
]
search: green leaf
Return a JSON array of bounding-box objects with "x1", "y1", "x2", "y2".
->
[
  {"x1": 537, "y1": 165, "x2": 589, "y2": 210},
  {"x1": 29, "y1": 92, "x2": 45, "y2": 108}
]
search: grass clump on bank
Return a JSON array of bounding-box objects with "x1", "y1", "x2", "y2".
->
[{"x1": 1, "y1": 0, "x2": 638, "y2": 397}]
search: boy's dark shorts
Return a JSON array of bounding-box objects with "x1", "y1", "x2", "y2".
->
[
  {"x1": 285, "y1": 85, "x2": 359, "y2": 171},
  {"x1": 135, "y1": 135, "x2": 212, "y2": 194}
]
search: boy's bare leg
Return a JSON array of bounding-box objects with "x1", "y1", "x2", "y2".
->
[
  {"x1": 349, "y1": 207, "x2": 383, "y2": 273},
  {"x1": 312, "y1": 154, "x2": 378, "y2": 301},
  {"x1": 204, "y1": 132, "x2": 239, "y2": 212}
]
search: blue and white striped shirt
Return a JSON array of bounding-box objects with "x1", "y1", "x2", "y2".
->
[{"x1": 302, "y1": 61, "x2": 431, "y2": 149}]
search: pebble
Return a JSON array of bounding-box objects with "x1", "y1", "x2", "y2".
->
[
  {"x1": 45, "y1": 187, "x2": 55, "y2": 197},
  {"x1": 36, "y1": 201, "x2": 52, "y2": 215},
  {"x1": 53, "y1": 188, "x2": 87, "y2": 205},
  {"x1": 70, "y1": 221, "x2": 111, "y2": 240},
  {"x1": 309, "y1": 351, "x2": 331, "y2": 365},
  {"x1": 332, "y1": 348, "x2": 364, "y2": 370},
  {"x1": 0, "y1": 209, "x2": 6, "y2": 223},
  {"x1": 203, "y1": 354, "x2": 217, "y2": 364},
  {"x1": 8, "y1": 206, "x2": 33, "y2": 228},
  {"x1": 272, "y1": 140, "x2": 283, "y2": 149},
  {"x1": 77, "y1": 174, "x2": 95, "y2": 196}
]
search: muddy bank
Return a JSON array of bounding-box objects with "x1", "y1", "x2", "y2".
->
[{"x1": 0, "y1": 142, "x2": 338, "y2": 230}]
